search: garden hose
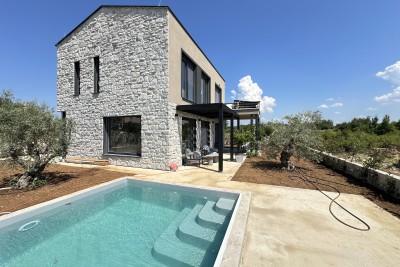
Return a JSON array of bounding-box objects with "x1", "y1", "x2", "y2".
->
[{"x1": 289, "y1": 170, "x2": 370, "y2": 231}]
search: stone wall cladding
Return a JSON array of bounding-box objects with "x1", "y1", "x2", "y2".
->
[
  {"x1": 321, "y1": 152, "x2": 400, "y2": 200},
  {"x1": 57, "y1": 7, "x2": 170, "y2": 170}
]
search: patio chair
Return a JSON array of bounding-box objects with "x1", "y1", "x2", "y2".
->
[
  {"x1": 201, "y1": 145, "x2": 218, "y2": 156},
  {"x1": 184, "y1": 149, "x2": 202, "y2": 167}
]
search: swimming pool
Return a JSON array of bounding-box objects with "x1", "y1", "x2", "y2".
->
[{"x1": 0, "y1": 178, "x2": 245, "y2": 267}]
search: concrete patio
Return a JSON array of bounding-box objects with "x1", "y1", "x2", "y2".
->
[{"x1": 61, "y1": 159, "x2": 400, "y2": 266}]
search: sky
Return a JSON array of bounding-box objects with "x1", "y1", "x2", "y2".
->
[{"x1": 1, "y1": 0, "x2": 400, "y2": 124}]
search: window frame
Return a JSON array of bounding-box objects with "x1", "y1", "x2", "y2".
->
[
  {"x1": 103, "y1": 115, "x2": 142, "y2": 157},
  {"x1": 215, "y1": 85, "x2": 222, "y2": 103},
  {"x1": 74, "y1": 61, "x2": 80, "y2": 96},
  {"x1": 93, "y1": 56, "x2": 100, "y2": 94},
  {"x1": 181, "y1": 117, "x2": 197, "y2": 152},
  {"x1": 181, "y1": 54, "x2": 196, "y2": 103},
  {"x1": 200, "y1": 72, "x2": 210, "y2": 104}
]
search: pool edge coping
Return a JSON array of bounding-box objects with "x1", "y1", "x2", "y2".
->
[{"x1": 0, "y1": 177, "x2": 252, "y2": 267}]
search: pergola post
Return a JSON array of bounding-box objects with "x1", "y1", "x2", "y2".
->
[
  {"x1": 230, "y1": 115, "x2": 234, "y2": 161},
  {"x1": 218, "y1": 105, "x2": 224, "y2": 172},
  {"x1": 256, "y1": 114, "x2": 260, "y2": 152},
  {"x1": 236, "y1": 118, "x2": 240, "y2": 154}
]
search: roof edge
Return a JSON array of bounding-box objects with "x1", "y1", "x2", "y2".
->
[
  {"x1": 55, "y1": 5, "x2": 224, "y2": 81},
  {"x1": 55, "y1": 5, "x2": 169, "y2": 47}
]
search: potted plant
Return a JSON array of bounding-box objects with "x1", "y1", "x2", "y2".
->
[{"x1": 233, "y1": 127, "x2": 254, "y2": 163}]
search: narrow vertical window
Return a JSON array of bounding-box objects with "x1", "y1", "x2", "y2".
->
[
  {"x1": 181, "y1": 54, "x2": 196, "y2": 102},
  {"x1": 215, "y1": 85, "x2": 222, "y2": 103},
  {"x1": 61, "y1": 111, "x2": 66, "y2": 119},
  {"x1": 94, "y1": 56, "x2": 100, "y2": 94},
  {"x1": 200, "y1": 73, "x2": 210, "y2": 104},
  {"x1": 74, "y1": 61, "x2": 80, "y2": 96}
]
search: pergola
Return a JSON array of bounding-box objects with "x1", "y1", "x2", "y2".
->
[{"x1": 177, "y1": 103, "x2": 240, "y2": 172}]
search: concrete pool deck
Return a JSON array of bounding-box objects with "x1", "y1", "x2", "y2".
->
[{"x1": 60, "y1": 160, "x2": 400, "y2": 266}]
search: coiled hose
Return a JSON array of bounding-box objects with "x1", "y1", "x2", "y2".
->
[{"x1": 289, "y1": 169, "x2": 370, "y2": 231}]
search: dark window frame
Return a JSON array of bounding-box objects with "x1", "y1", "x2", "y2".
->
[
  {"x1": 181, "y1": 51, "x2": 213, "y2": 104},
  {"x1": 94, "y1": 56, "x2": 100, "y2": 94},
  {"x1": 215, "y1": 85, "x2": 222, "y2": 103},
  {"x1": 61, "y1": 111, "x2": 66, "y2": 119},
  {"x1": 103, "y1": 115, "x2": 142, "y2": 157},
  {"x1": 181, "y1": 117, "x2": 197, "y2": 152},
  {"x1": 200, "y1": 72, "x2": 210, "y2": 104},
  {"x1": 181, "y1": 53, "x2": 196, "y2": 103},
  {"x1": 74, "y1": 61, "x2": 80, "y2": 96}
]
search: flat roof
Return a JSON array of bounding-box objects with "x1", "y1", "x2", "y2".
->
[
  {"x1": 55, "y1": 5, "x2": 224, "y2": 81},
  {"x1": 177, "y1": 103, "x2": 240, "y2": 120}
]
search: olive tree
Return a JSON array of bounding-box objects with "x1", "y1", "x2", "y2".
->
[
  {"x1": 0, "y1": 90, "x2": 73, "y2": 188},
  {"x1": 262, "y1": 111, "x2": 324, "y2": 169}
]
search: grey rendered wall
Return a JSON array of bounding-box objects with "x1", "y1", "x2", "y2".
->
[
  {"x1": 57, "y1": 7, "x2": 171, "y2": 170},
  {"x1": 167, "y1": 11, "x2": 225, "y2": 105}
]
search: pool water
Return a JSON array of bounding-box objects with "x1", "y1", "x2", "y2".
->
[{"x1": 0, "y1": 181, "x2": 236, "y2": 267}]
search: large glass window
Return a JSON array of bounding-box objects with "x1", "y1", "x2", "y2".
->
[
  {"x1": 215, "y1": 85, "x2": 222, "y2": 103},
  {"x1": 200, "y1": 73, "x2": 210, "y2": 104},
  {"x1": 181, "y1": 55, "x2": 196, "y2": 102},
  {"x1": 104, "y1": 116, "x2": 141, "y2": 156},
  {"x1": 182, "y1": 118, "x2": 196, "y2": 152}
]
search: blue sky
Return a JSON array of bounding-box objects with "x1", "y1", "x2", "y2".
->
[{"x1": 1, "y1": 0, "x2": 400, "y2": 123}]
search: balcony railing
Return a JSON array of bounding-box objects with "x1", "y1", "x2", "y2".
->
[{"x1": 227, "y1": 100, "x2": 260, "y2": 110}]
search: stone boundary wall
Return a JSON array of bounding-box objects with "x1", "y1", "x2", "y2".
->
[{"x1": 320, "y1": 152, "x2": 400, "y2": 200}]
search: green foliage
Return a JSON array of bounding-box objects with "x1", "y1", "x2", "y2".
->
[
  {"x1": 246, "y1": 150, "x2": 258, "y2": 157},
  {"x1": 363, "y1": 149, "x2": 386, "y2": 170},
  {"x1": 0, "y1": 90, "x2": 73, "y2": 188},
  {"x1": 32, "y1": 179, "x2": 48, "y2": 189},
  {"x1": 234, "y1": 126, "x2": 255, "y2": 152},
  {"x1": 262, "y1": 110, "x2": 324, "y2": 165},
  {"x1": 321, "y1": 114, "x2": 400, "y2": 161},
  {"x1": 375, "y1": 115, "x2": 395, "y2": 135},
  {"x1": 316, "y1": 119, "x2": 334, "y2": 130}
]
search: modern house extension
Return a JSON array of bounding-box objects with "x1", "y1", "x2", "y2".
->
[{"x1": 56, "y1": 5, "x2": 259, "y2": 172}]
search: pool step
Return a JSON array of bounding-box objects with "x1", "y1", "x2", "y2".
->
[
  {"x1": 152, "y1": 208, "x2": 206, "y2": 267},
  {"x1": 197, "y1": 201, "x2": 228, "y2": 230},
  {"x1": 178, "y1": 204, "x2": 221, "y2": 249},
  {"x1": 215, "y1": 198, "x2": 235, "y2": 215},
  {"x1": 152, "y1": 198, "x2": 236, "y2": 266}
]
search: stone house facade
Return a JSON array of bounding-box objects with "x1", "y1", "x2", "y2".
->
[{"x1": 56, "y1": 6, "x2": 226, "y2": 170}]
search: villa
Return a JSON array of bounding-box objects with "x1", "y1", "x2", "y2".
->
[{"x1": 56, "y1": 5, "x2": 260, "y2": 172}]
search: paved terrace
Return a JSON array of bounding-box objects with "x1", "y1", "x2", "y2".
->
[{"x1": 60, "y1": 159, "x2": 400, "y2": 266}]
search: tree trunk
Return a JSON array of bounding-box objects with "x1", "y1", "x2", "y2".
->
[
  {"x1": 14, "y1": 161, "x2": 48, "y2": 188},
  {"x1": 280, "y1": 138, "x2": 295, "y2": 170}
]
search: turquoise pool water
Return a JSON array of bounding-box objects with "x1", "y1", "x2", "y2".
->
[{"x1": 0, "y1": 181, "x2": 236, "y2": 267}]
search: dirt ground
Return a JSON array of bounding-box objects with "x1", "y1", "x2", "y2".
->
[
  {"x1": 232, "y1": 156, "x2": 400, "y2": 218},
  {"x1": 0, "y1": 164, "x2": 136, "y2": 212},
  {"x1": 2, "y1": 159, "x2": 399, "y2": 219}
]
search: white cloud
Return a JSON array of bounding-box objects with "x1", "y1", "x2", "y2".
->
[
  {"x1": 366, "y1": 107, "x2": 378, "y2": 111},
  {"x1": 231, "y1": 75, "x2": 276, "y2": 113},
  {"x1": 325, "y1": 98, "x2": 335, "y2": 101},
  {"x1": 334, "y1": 111, "x2": 341, "y2": 114},
  {"x1": 330, "y1": 102, "x2": 343, "y2": 107},
  {"x1": 374, "y1": 87, "x2": 400, "y2": 102},
  {"x1": 318, "y1": 102, "x2": 343, "y2": 109},
  {"x1": 376, "y1": 61, "x2": 400, "y2": 85},
  {"x1": 375, "y1": 61, "x2": 400, "y2": 103}
]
